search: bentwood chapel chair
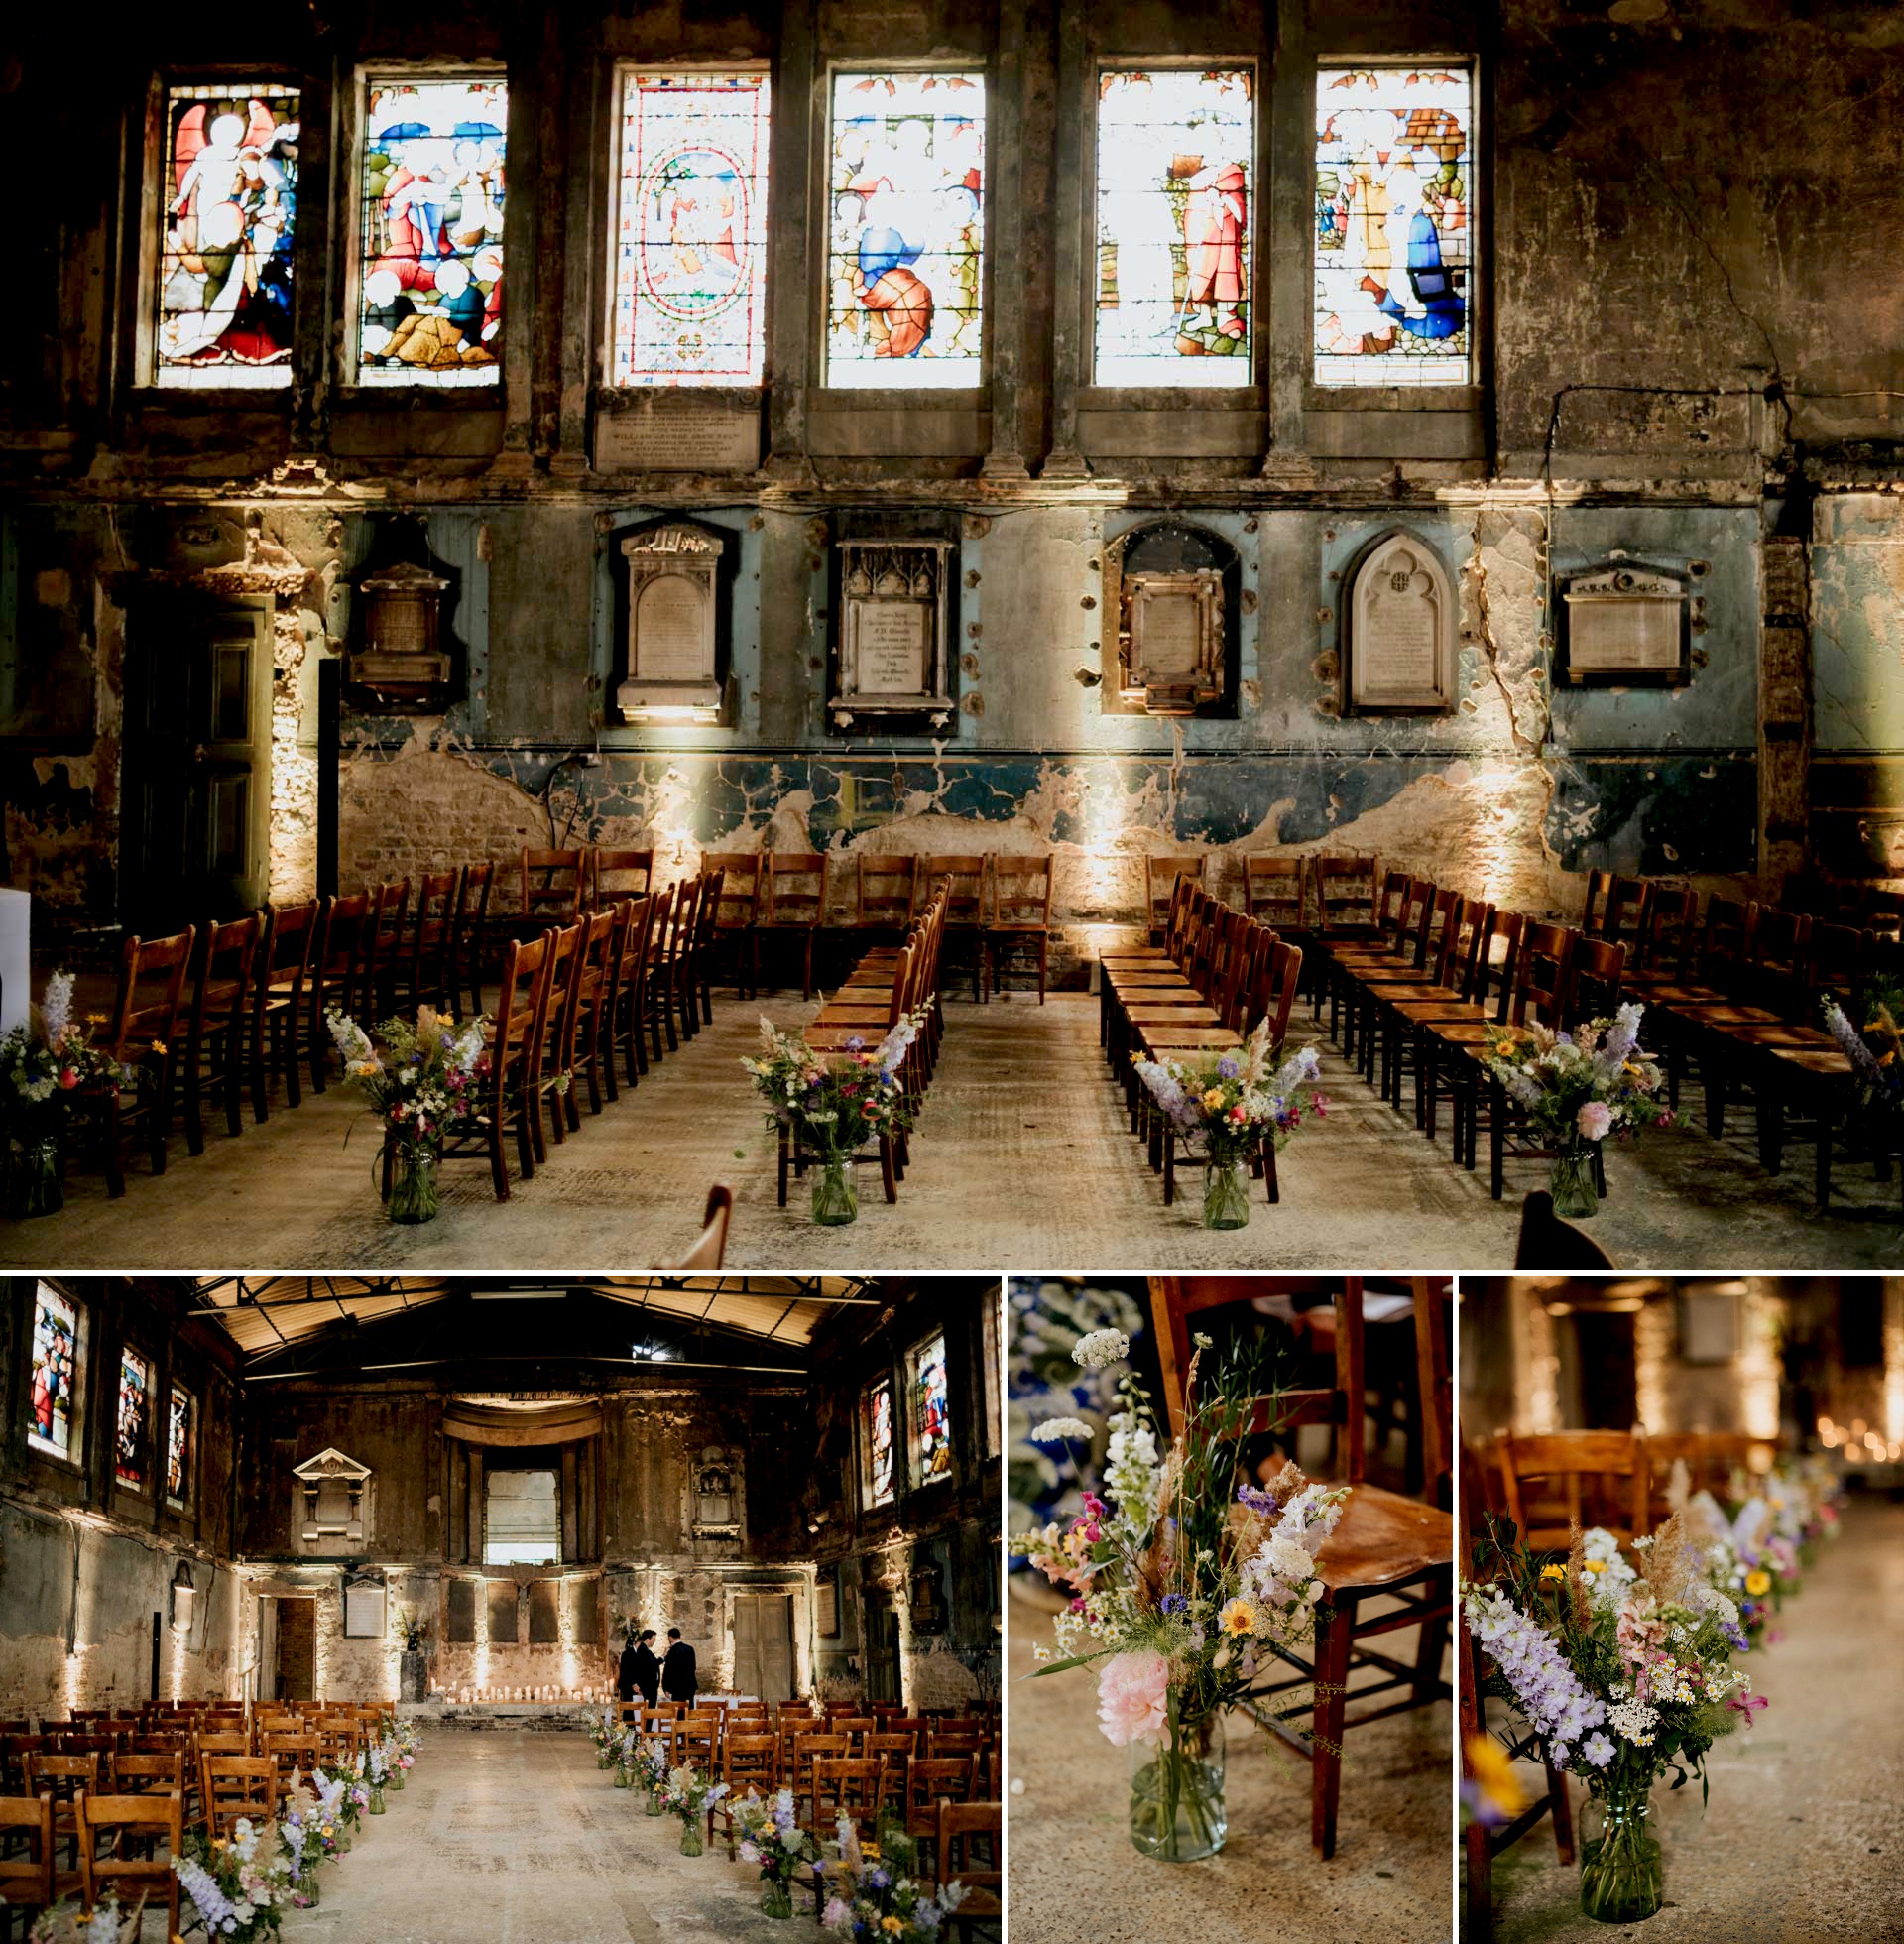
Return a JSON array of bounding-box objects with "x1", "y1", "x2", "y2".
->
[{"x1": 1146, "y1": 1276, "x2": 1454, "y2": 1860}]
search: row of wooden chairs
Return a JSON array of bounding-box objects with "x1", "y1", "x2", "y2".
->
[
  {"x1": 1098, "y1": 879, "x2": 1307, "y2": 1204},
  {"x1": 0, "y1": 1787, "x2": 182, "y2": 1937}
]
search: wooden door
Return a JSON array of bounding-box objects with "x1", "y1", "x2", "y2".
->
[
  {"x1": 124, "y1": 590, "x2": 273, "y2": 923},
  {"x1": 732, "y1": 1593, "x2": 794, "y2": 1703},
  {"x1": 274, "y1": 1596, "x2": 314, "y2": 1701},
  {"x1": 863, "y1": 1593, "x2": 900, "y2": 1704}
]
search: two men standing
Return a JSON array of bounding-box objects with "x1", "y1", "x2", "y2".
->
[{"x1": 616, "y1": 1625, "x2": 695, "y2": 1706}]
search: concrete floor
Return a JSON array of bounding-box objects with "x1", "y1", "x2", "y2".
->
[
  {"x1": 7, "y1": 990, "x2": 1904, "y2": 1270},
  {"x1": 277, "y1": 1727, "x2": 823, "y2": 1944},
  {"x1": 1006, "y1": 1585, "x2": 1454, "y2": 1944},
  {"x1": 1479, "y1": 1496, "x2": 1904, "y2": 1942}
]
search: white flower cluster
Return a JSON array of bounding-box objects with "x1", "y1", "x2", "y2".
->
[
  {"x1": 1071, "y1": 1327, "x2": 1130, "y2": 1372},
  {"x1": 1103, "y1": 1409, "x2": 1162, "y2": 1524},
  {"x1": 1029, "y1": 1415, "x2": 1093, "y2": 1444},
  {"x1": 1606, "y1": 1691, "x2": 1659, "y2": 1746},
  {"x1": 1579, "y1": 1526, "x2": 1639, "y2": 1608}
]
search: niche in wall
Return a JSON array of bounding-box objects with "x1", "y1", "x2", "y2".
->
[
  {"x1": 1103, "y1": 520, "x2": 1240, "y2": 718},
  {"x1": 607, "y1": 514, "x2": 737, "y2": 725},
  {"x1": 291, "y1": 1448, "x2": 373, "y2": 1554},
  {"x1": 344, "y1": 516, "x2": 466, "y2": 712}
]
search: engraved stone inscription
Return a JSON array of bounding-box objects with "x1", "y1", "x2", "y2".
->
[
  {"x1": 595, "y1": 401, "x2": 761, "y2": 473},
  {"x1": 1569, "y1": 600, "x2": 1680, "y2": 673},
  {"x1": 857, "y1": 603, "x2": 928, "y2": 694},
  {"x1": 635, "y1": 575, "x2": 710, "y2": 683},
  {"x1": 1346, "y1": 531, "x2": 1455, "y2": 712},
  {"x1": 1139, "y1": 591, "x2": 1202, "y2": 677},
  {"x1": 1361, "y1": 576, "x2": 1440, "y2": 692}
]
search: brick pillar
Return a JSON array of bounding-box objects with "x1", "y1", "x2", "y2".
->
[{"x1": 1758, "y1": 533, "x2": 1812, "y2": 899}]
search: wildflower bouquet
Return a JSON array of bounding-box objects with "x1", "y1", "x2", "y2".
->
[
  {"x1": 741, "y1": 1013, "x2": 924, "y2": 1225},
  {"x1": 734, "y1": 1787, "x2": 817, "y2": 1918},
  {"x1": 326, "y1": 1005, "x2": 488, "y2": 1223},
  {"x1": 307, "y1": 1773, "x2": 348, "y2": 1857},
  {"x1": 1011, "y1": 1333, "x2": 1349, "y2": 1861},
  {"x1": 661, "y1": 1766, "x2": 728, "y2": 1856},
  {"x1": 1680, "y1": 1492, "x2": 1789, "y2": 1640},
  {"x1": 817, "y1": 1814, "x2": 966, "y2": 1942},
  {"x1": 590, "y1": 1707, "x2": 619, "y2": 1767},
  {"x1": 277, "y1": 1805, "x2": 327, "y2": 1907},
  {"x1": 1, "y1": 971, "x2": 123, "y2": 1219},
  {"x1": 1822, "y1": 973, "x2": 1904, "y2": 1120},
  {"x1": 1132, "y1": 1019, "x2": 1327, "y2": 1229},
  {"x1": 28, "y1": 1899, "x2": 142, "y2": 1943},
  {"x1": 173, "y1": 1819, "x2": 291, "y2": 1943},
  {"x1": 1481, "y1": 1002, "x2": 1669, "y2": 1218},
  {"x1": 636, "y1": 1736, "x2": 671, "y2": 1813},
  {"x1": 1464, "y1": 1514, "x2": 1758, "y2": 1923}
]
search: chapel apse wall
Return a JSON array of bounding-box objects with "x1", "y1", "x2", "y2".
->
[{"x1": 4, "y1": 2, "x2": 1902, "y2": 966}]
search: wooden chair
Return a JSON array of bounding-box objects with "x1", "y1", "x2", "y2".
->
[
  {"x1": 1492, "y1": 1430, "x2": 1651, "y2": 1550},
  {"x1": 76, "y1": 1789, "x2": 182, "y2": 1934},
  {"x1": 1243, "y1": 855, "x2": 1306, "y2": 931},
  {"x1": 708, "y1": 1733, "x2": 778, "y2": 1855},
  {"x1": 1459, "y1": 1442, "x2": 1573, "y2": 1942},
  {"x1": 1144, "y1": 854, "x2": 1207, "y2": 946},
  {"x1": 359, "y1": 876, "x2": 413, "y2": 1020},
  {"x1": 602, "y1": 892, "x2": 659, "y2": 1094},
  {"x1": 918, "y1": 855, "x2": 989, "y2": 1001},
  {"x1": 986, "y1": 853, "x2": 1053, "y2": 1003},
  {"x1": 521, "y1": 846, "x2": 587, "y2": 933},
  {"x1": 86, "y1": 928, "x2": 195, "y2": 1198},
  {"x1": 901, "y1": 1755, "x2": 977, "y2": 1879},
  {"x1": 1308, "y1": 853, "x2": 1384, "y2": 1022},
  {"x1": 0, "y1": 1792, "x2": 55, "y2": 1927},
  {"x1": 689, "y1": 864, "x2": 728, "y2": 1027},
  {"x1": 828, "y1": 1716, "x2": 875, "y2": 1755},
  {"x1": 761, "y1": 852, "x2": 830, "y2": 998},
  {"x1": 178, "y1": 912, "x2": 262, "y2": 1155},
  {"x1": 789, "y1": 1732, "x2": 849, "y2": 1800},
  {"x1": 25, "y1": 1750, "x2": 99, "y2": 1871},
  {"x1": 434, "y1": 928, "x2": 551, "y2": 1199},
  {"x1": 261, "y1": 1732, "x2": 319, "y2": 1787},
  {"x1": 668, "y1": 1183, "x2": 733, "y2": 1270},
  {"x1": 394, "y1": 867, "x2": 462, "y2": 1017},
  {"x1": 562, "y1": 906, "x2": 623, "y2": 1123},
  {"x1": 703, "y1": 853, "x2": 764, "y2": 998},
  {"x1": 1147, "y1": 1276, "x2": 1452, "y2": 1860},
  {"x1": 933, "y1": 1800, "x2": 1002, "y2": 1925},
  {"x1": 200, "y1": 1756, "x2": 277, "y2": 1838},
  {"x1": 452, "y1": 859, "x2": 497, "y2": 1020},
  {"x1": 304, "y1": 891, "x2": 371, "y2": 1092},
  {"x1": 526, "y1": 919, "x2": 583, "y2": 1154},
  {"x1": 111, "y1": 1752, "x2": 185, "y2": 1799},
  {"x1": 1514, "y1": 1190, "x2": 1615, "y2": 1269},
  {"x1": 248, "y1": 898, "x2": 317, "y2": 1121},
  {"x1": 592, "y1": 847, "x2": 655, "y2": 910},
  {"x1": 855, "y1": 853, "x2": 918, "y2": 944}
]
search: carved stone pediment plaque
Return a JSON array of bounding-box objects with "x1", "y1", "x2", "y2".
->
[
  {"x1": 1560, "y1": 555, "x2": 1691, "y2": 684},
  {"x1": 293, "y1": 1447, "x2": 373, "y2": 1550},
  {"x1": 1121, "y1": 570, "x2": 1224, "y2": 714},
  {"x1": 832, "y1": 540, "x2": 954, "y2": 728},
  {"x1": 350, "y1": 557, "x2": 454, "y2": 705},
  {"x1": 1343, "y1": 529, "x2": 1457, "y2": 714},
  {"x1": 618, "y1": 523, "x2": 724, "y2": 719}
]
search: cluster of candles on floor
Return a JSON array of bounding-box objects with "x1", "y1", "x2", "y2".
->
[{"x1": 440, "y1": 1686, "x2": 612, "y2": 1704}]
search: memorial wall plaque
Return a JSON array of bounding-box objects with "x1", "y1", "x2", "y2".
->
[
  {"x1": 1124, "y1": 571, "x2": 1224, "y2": 712},
  {"x1": 594, "y1": 398, "x2": 761, "y2": 473},
  {"x1": 833, "y1": 539, "x2": 955, "y2": 724},
  {"x1": 1344, "y1": 530, "x2": 1457, "y2": 713},
  {"x1": 1561, "y1": 559, "x2": 1690, "y2": 684},
  {"x1": 618, "y1": 523, "x2": 725, "y2": 718}
]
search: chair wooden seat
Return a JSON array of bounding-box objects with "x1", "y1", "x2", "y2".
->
[
  {"x1": 1313, "y1": 1483, "x2": 1452, "y2": 1596},
  {"x1": 1764, "y1": 1044, "x2": 1853, "y2": 1073}
]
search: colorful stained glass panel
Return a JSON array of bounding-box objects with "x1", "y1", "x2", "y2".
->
[
  {"x1": 866, "y1": 1379, "x2": 894, "y2": 1506},
  {"x1": 913, "y1": 1334, "x2": 950, "y2": 1483},
  {"x1": 826, "y1": 72, "x2": 984, "y2": 388},
  {"x1": 612, "y1": 73, "x2": 771, "y2": 386},
  {"x1": 117, "y1": 1350, "x2": 151, "y2": 1489},
  {"x1": 167, "y1": 1385, "x2": 191, "y2": 1505},
  {"x1": 1314, "y1": 64, "x2": 1473, "y2": 387},
  {"x1": 358, "y1": 74, "x2": 507, "y2": 387},
  {"x1": 29, "y1": 1284, "x2": 78, "y2": 1457},
  {"x1": 1095, "y1": 69, "x2": 1253, "y2": 386},
  {"x1": 157, "y1": 85, "x2": 299, "y2": 387}
]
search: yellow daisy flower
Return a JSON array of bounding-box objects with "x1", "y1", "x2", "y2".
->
[
  {"x1": 1744, "y1": 1569, "x2": 1772, "y2": 1597},
  {"x1": 1218, "y1": 1596, "x2": 1257, "y2": 1637}
]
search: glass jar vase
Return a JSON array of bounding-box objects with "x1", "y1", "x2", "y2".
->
[
  {"x1": 1550, "y1": 1142, "x2": 1601, "y2": 1220},
  {"x1": 646, "y1": 1785, "x2": 666, "y2": 1816},
  {"x1": 1128, "y1": 1713, "x2": 1226, "y2": 1861},
  {"x1": 1579, "y1": 1778, "x2": 1663, "y2": 1924},
  {"x1": 679, "y1": 1822, "x2": 704, "y2": 1857},
  {"x1": 811, "y1": 1155, "x2": 858, "y2": 1226},
  {"x1": 387, "y1": 1144, "x2": 442, "y2": 1224},
  {"x1": 7, "y1": 1134, "x2": 63, "y2": 1220},
  {"x1": 368, "y1": 1783, "x2": 386, "y2": 1815},
  {"x1": 761, "y1": 1879, "x2": 794, "y2": 1919},
  {"x1": 1202, "y1": 1158, "x2": 1250, "y2": 1230}
]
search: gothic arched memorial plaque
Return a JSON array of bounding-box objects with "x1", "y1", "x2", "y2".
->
[{"x1": 1343, "y1": 528, "x2": 1458, "y2": 714}]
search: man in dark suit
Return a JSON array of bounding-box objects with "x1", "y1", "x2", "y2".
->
[
  {"x1": 617, "y1": 1632, "x2": 640, "y2": 1703},
  {"x1": 632, "y1": 1628, "x2": 661, "y2": 1708},
  {"x1": 660, "y1": 1627, "x2": 697, "y2": 1704}
]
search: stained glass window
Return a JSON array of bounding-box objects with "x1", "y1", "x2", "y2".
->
[
  {"x1": 157, "y1": 84, "x2": 299, "y2": 387},
  {"x1": 912, "y1": 1334, "x2": 950, "y2": 1484},
  {"x1": 1314, "y1": 63, "x2": 1473, "y2": 387},
  {"x1": 117, "y1": 1349, "x2": 152, "y2": 1489},
  {"x1": 611, "y1": 72, "x2": 772, "y2": 387},
  {"x1": 1095, "y1": 69, "x2": 1253, "y2": 386},
  {"x1": 865, "y1": 1378, "x2": 895, "y2": 1507},
  {"x1": 167, "y1": 1385, "x2": 192, "y2": 1506},
  {"x1": 826, "y1": 72, "x2": 984, "y2": 387},
  {"x1": 29, "y1": 1284, "x2": 79, "y2": 1458},
  {"x1": 357, "y1": 74, "x2": 507, "y2": 387}
]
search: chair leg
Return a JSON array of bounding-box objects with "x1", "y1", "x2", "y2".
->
[
  {"x1": 879, "y1": 1134, "x2": 898, "y2": 1203},
  {"x1": 183, "y1": 1037, "x2": 207, "y2": 1157},
  {"x1": 149, "y1": 1057, "x2": 175, "y2": 1176},
  {"x1": 223, "y1": 1020, "x2": 245, "y2": 1137},
  {"x1": 489, "y1": 1119, "x2": 511, "y2": 1202},
  {"x1": 777, "y1": 1125, "x2": 789, "y2": 1208},
  {"x1": 103, "y1": 1091, "x2": 127, "y2": 1198},
  {"x1": 1037, "y1": 936, "x2": 1047, "y2": 1004},
  {"x1": 1263, "y1": 1135, "x2": 1279, "y2": 1204},
  {"x1": 1310, "y1": 1593, "x2": 1354, "y2": 1859},
  {"x1": 1546, "y1": 1760, "x2": 1575, "y2": 1863}
]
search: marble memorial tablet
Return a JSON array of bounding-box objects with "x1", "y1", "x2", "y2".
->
[
  {"x1": 832, "y1": 539, "x2": 955, "y2": 720},
  {"x1": 1345, "y1": 530, "x2": 1456, "y2": 712},
  {"x1": 594, "y1": 398, "x2": 760, "y2": 473},
  {"x1": 856, "y1": 604, "x2": 928, "y2": 694},
  {"x1": 1564, "y1": 565, "x2": 1687, "y2": 680},
  {"x1": 618, "y1": 522, "x2": 725, "y2": 717},
  {"x1": 634, "y1": 575, "x2": 709, "y2": 684}
]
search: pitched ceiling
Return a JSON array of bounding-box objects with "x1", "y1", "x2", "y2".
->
[{"x1": 189, "y1": 1276, "x2": 876, "y2": 1362}]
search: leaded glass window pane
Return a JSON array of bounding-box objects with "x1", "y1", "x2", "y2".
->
[
  {"x1": 611, "y1": 72, "x2": 772, "y2": 387},
  {"x1": 29, "y1": 1284, "x2": 78, "y2": 1458},
  {"x1": 866, "y1": 1378, "x2": 894, "y2": 1506},
  {"x1": 157, "y1": 85, "x2": 299, "y2": 387},
  {"x1": 912, "y1": 1333, "x2": 950, "y2": 1484},
  {"x1": 1095, "y1": 68, "x2": 1253, "y2": 386},
  {"x1": 1314, "y1": 63, "x2": 1474, "y2": 387},
  {"x1": 825, "y1": 71, "x2": 984, "y2": 388},
  {"x1": 167, "y1": 1385, "x2": 192, "y2": 1505},
  {"x1": 358, "y1": 74, "x2": 508, "y2": 387},
  {"x1": 117, "y1": 1349, "x2": 152, "y2": 1489}
]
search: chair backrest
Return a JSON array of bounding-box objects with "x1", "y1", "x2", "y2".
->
[
  {"x1": 1145, "y1": 854, "x2": 1206, "y2": 934},
  {"x1": 202, "y1": 1754, "x2": 278, "y2": 1835},
  {"x1": 723, "y1": 1734, "x2": 777, "y2": 1789},
  {"x1": 1809, "y1": 921, "x2": 1868, "y2": 1008},
  {"x1": 699, "y1": 853, "x2": 760, "y2": 926},
  {"x1": 1437, "y1": 896, "x2": 1488, "y2": 992},
  {"x1": 106, "y1": 928, "x2": 197, "y2": 1059},
  {"x1": 857, "y1": 853, "x2": 918, "y2": 928},
  {"x1": 1580, "y1": 867, "x2": 1614, "y2": 936},
  {"x1": 261, "y1": 899, "x2": 319, "y2": 990},
  {"x1": 1243, "y1": 855, "x2": 1304, "y2": 927},
  {"x1": 1494, "y1": 1429, "x2": 1650, "y2": 1545},
  {"x1": 934, "y1": 1798, "x2": 1002, "y2": 1894},
  {"x1": 866, "y1": 1731, "x2": 916, "y2": 1766},
  {"x1": 1696, "y1": 895, "x2": 1755, "y2": 990},
  {"x1": 919, "y1": 855, "x2": 987, "y2": 927},
  {"x1": 25, "y1": 1750, "x2": 99, "y2": 1798},
  {"x1": 992, "y1": 853, "x2": 1053, "y2": 925},
  {"x1": 77, "y1": 1789, "x2": 183, "y2": 1921},
  {"x1": 1744, "y1": 906, "x2": 1812, "y2": 1015},
  {"x1": 691, "y1": 866, "x2": 726, "y2": 953},
  {"x1": 811, "y1": 1756, "x2": 885, "y2": 1824},
  {"x1": 1509, "y1": 921, "x2": 1574, "y2": 1031},
  {"x1": 1629, "y1": 884, "x2": 1697, "y2": 975},
  {"x1": 455, "y1": 859, "x2": 496, "y2": 968},
  {"x1": 790, "y1": 1732, "x2": 849, "y2": 1790},
  {"x1": 112, "y1": 1750, "x2": 184, "y2": 1793},
  {"x1": 764, "y1": 851, "x2": 829, "y2": 927},
  {"x1": 522, "y1": 846, "x2": 587, "y2": 927},
  {"x1": 1514, "y1": 1190, "x2": 1615, "y2": 1269},
  {"x1": 1599, "y1": 873, "x2": 1648, "y2": 951},
  {"x1": 0, "y1": 1791, "x2": 52, "y2": 1907},
  {"x1": 669, "y1": 1183, "x2": 733, "y2": 1271},
  {"x1": 1311, "y1": 854, "x2": 1382, "y2": 933},
  {"x1": 263, "y1": 1731, "x2": 319, "y2": 1778},
  {"x1": 1567, "y1": 936, "x2": 1625, "y2": 1025},
  {"x1": 906, "y1": 1754, "x2": 977, "y2": 1809},
  {"x1": 593, "y1": 848, "x2": 655, "y2": 907},
  {"x1": 1254, "y1": 938, "x2": 1303, "y2": 1047},
  {"x1": 194, "y1": 911, "x2": 263, "y2": 1014}
]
